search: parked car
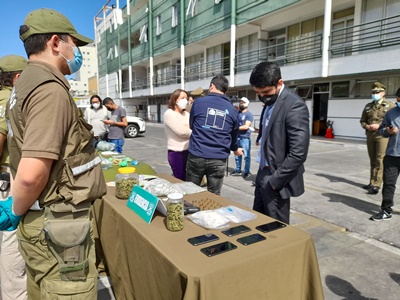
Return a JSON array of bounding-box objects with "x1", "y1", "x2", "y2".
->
[{"x1": 77, "y1": 105, "x2": 146, "y2": 138}]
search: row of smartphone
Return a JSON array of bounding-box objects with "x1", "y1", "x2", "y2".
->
[{"x1": 187, "y1": 221, "x2": 286, "y2": 257}]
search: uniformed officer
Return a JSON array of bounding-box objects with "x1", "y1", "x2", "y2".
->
[
  {"x1": 360, "y1": 82, "x2": 395, "y2": 194},
  {"x1": 0, "y1": 8, "x2": 106, "y2": 299}
]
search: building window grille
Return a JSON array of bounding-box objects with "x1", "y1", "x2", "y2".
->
[
  {"x1": 156, "y1": 15, "x2": 162, "y2": 35},
  {"x1": 172, "y1": 5, "x2": 178, "y2": 27}
]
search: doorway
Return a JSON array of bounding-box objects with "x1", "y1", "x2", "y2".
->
[{"x1": 312, "y1": 83, "x2": 329, "y2": 136}]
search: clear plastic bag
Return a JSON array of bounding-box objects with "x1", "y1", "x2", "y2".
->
[
  {"x1": 215, "y1": 206, "x2": 257, "y2": 223},
  {"x1": 143, "y1": 178, "x2": 179, "y2": 196},
  {"x1": 97, "y1": 141, "x2": 115, "y2": 151}
]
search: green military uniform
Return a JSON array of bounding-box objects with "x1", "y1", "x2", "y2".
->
[
  {"x1": 360, "y1": 82, "x2": 395, "y2": 191},
  {"x1": 7, "y1": 60, "x2": 107, "y2": 299}
]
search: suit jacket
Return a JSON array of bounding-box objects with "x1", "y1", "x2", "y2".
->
[{"x1": 262, "y1": 87, "x2": 310, "y2": 199}]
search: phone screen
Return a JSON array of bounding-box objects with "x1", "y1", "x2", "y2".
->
[
  {"x1": 221, "y1": 225, "x2": 251, "y2": 237},
  {"x1": 188, "y1": 234, "x2": 219, "y2": 246},
  {"x1": 237, "y1": 233, "x2": 266, "y2": 246},
  {"x1": 256, "y1": 221, "x2": 286, "y2": 233},
  {"x1": 200, "y1": 241, "x2": 237, "y2": 257}
]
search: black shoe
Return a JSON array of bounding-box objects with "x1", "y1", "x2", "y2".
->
[
  {"x1": 362, "y1": 184, "x2": 372, "y2": 190},
  {"x1": 230, "y1": 171, "x2": 242, "y2": 176},
  {"x1": 370, "y1": 210, "x2": 392, "y2": 221},
  {"x1": 243, "y1": 173, "x2": 251, "y2": 179},
  {"x1": 367, "y1": 186, "x2": 380, "y2": 195}
]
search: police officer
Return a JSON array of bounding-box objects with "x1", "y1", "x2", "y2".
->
[
  {"x1": 0, "y1": 54, "x2": 27, "y2": 300},
  {"x1": 0, "y1": 8, "x2": 106, "y2": 298},
  {"x1": 360, "y1": 82, "x2": 395, "y2": 194}
]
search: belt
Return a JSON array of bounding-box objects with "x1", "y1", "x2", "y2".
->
[{"x1": 263, "y1": 166, "x2": 270, "y2": 170}]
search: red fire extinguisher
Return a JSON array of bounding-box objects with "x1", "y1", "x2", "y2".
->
[{"x1": 325, "y1": 120, "x2": 334, "y2": 139}]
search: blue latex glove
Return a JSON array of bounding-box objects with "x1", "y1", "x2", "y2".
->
[{"x1": 0, "y1": 196, "x2": 23, "y2": 231}]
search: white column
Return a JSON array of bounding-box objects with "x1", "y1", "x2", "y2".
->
[
  {"x1": 230, "y1": 24, "x2": 236, "y2": 87},
  {"x1": 119, "y1": 69, "x2": 122, "y2": 99},
  {"x1": 321, "y1": 0, "x2": 332, "y2": 78},
  {"x1": 181, "y1": 45, "x2": 185, "y2": 90}
]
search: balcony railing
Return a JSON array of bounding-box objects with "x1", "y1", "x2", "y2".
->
[
  {"x1": 184, "y1": 57, "x2": 230, "y2": 82},
  {"x1": 154, "y1": 68, "x2": 181, "y2": 87},
  {"x1": 235, "y1": 34, "x2": 323, "y2": 73},
  {"x1": 330, "y1": 14, "x2": 400, "y2": 56}
]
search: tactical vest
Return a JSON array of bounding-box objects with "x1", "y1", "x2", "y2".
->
[{"x1": 7, "y1": 62, "x2": 106, "y2": 207}]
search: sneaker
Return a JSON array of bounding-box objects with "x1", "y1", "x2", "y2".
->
[
  {"x1": 370, "y1": 210, "x2": 392, "y2": 221},
  {"x1": 230, "y1": 171, "x2": 242, "y2": 176},
  {"x1": 243, "y1": 173, "x2": 251, "y2": 179}
]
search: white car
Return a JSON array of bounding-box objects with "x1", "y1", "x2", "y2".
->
[
  {"x1": 77, "y1": 104, "x2": 146, "y2": 138},
  {"x1": 125, "y1": 115, "x2": 146, "y2": 138}
]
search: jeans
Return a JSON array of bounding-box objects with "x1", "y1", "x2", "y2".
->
[
  {"x1": 186, "y1": 153, "x2": 226, "y2": 195},
  {"x1": 108, "y1": 138, "x2": 125, "y2": 153},
  {"x1": 381, "y1": 155, "x2": 400, "y2": 213},
  {"x1": 235, "y1": 138, "x2": 251, "y2": 174}
]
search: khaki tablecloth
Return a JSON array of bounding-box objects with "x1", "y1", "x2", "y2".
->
[{"x1": 93, "y1": 174, "x2": 324, "y2": 300}]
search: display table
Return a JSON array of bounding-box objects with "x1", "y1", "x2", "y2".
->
[{"x1": 93, "y1": 174, "x2": 323, "y2": 300}]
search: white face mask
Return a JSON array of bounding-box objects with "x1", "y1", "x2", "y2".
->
[
  {"x1": 92, "y1": 103, "x2": 100, "y2": 109},
  {"x1": 177, "y1": 98, "x2": 188, "y2": 110}
]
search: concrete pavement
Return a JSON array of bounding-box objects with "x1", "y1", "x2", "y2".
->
[{"x1": 119, "y1": 123, "x2": 400, "y2": 300}]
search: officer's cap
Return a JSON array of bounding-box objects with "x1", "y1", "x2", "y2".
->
[
  {"x1": 190, "y1": 87, "x2": 204, "y2": 96},
  {"x1": 371, "y1": 82, "x2": 386, "y2": 92},
  {"x1": 0, "y1": 55, "x2": 27, "y2": 73},
  {"x1": 20, "y1": 8, "x2": 93, "y2": 46},
  {"x1": 239, "y1": 97, "x2": 249, "y2": 107}
]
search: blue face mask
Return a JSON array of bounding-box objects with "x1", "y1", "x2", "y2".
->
[
  {"x1": 396, "y1": 102, "x2": 400, "y2": 109},
  {"x1": 60, "y1": 40, "x2": 83, "y2": 74},
  {"x1": 371, "y1": 93, "x2": 381, "y2": 101}
]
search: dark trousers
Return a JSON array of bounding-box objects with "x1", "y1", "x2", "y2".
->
[
  {"x1": 167, "y1": 150, "x2": 189, "y2": 181},
  {"x1": 381, "y1": 155, "x2": 400, "y2": 213},
  {"x1": 186, "y1": 153, "x2": 226, "y2": 195},
  {"x1": 253, "y1": 168, "x2": 290, "y2": 224}
]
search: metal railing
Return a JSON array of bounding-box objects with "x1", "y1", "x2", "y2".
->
[
  {"x1": 235, "y1": 34, "x2": 323, "y2": 73},
  {"x1": 184, "y1": 57, "x2": 230, "y2": 82},
  {"x1": 330, "y1": 14, "x2": 400, "y2": 56},
  {"x1": 153, "y1": 68, "x2": 181, "y2": 87}
]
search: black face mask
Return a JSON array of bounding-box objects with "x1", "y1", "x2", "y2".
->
[
  {"x1": 239, "y1": 105, "x2": 246, "y2": 111},
  {"x1": 106, "y1": 107, "x2": 114, "y2": 112},
  {"x1": 259, "y1": 94, "x2": 278, "y2": 106}
]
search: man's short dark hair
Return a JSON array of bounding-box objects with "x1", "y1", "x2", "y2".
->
[
  {"x1": 103, "y1": 97, "x2": 114, "y2": 105},
  {"x1": 20, "y1": 25, "x2": 68, "y2": 57},
  {"x1": 249, "y1": 62, "x2": 282, "y2": 88},
  {"x1": 396, "y1": 87, "x2": 400, "y2": 98},
  {"x1": 210, "y1": 75, "x2": 229, "y2": 94}
]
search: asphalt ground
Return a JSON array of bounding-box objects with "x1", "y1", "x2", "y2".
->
[
  {"x1": 115, "y1": 124, "x2": 400, "y2": 300},
  {"x1": 3, "y1": 124, "x2": 399, "y2": 299}
]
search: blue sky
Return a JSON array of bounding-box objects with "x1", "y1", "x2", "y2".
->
[{"x1": 0, "y1": 0, "x2": 117, "y2": 58}]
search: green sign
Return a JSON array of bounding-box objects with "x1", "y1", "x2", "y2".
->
[{"x1": 127, "y1": 185, "x2": 159, "y2": 224}]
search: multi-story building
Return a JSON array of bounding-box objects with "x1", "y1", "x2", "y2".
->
[
  {"x1": 69, "y1": 43, "x2": 98, "y2": 98},
  {"x1": 95, "y1": 0, "x2": 400, "y2": 139}
]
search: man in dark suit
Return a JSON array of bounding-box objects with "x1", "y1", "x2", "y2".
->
[{"x1": 251, "y1": 62, "x2": 310, "y2": 224}]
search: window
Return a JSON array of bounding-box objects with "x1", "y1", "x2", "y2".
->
[
  {"x1": 172, "y1": 5, "x2": 178, "y2": 27},
  {"x1": 186, "y1": 0, "x2": 198, "y2": 17},
  {"x1": 332, "y1": 81, "x2": 350, "y2": 97},
  {"x1": 156, "y1": 15, "x2": 162, "y2": 35},
  {"x1": 139, "y1": 25, "x2": 148, "y2": 43}
]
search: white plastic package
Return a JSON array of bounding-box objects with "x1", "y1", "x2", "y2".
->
[
  {"x1": 97, "y1": 141, "x2": 115, "y2": 151},
  {"x1": 215, "y1": 206, "x2": 257, "y2": 223},
  {"x1": 187, "y1": 210, "x2": 230, "y2": 229},
  {"x1": 143, "y1": 178, "x2": 179, "y2": 196}
]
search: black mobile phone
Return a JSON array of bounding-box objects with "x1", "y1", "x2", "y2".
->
[
  {"x1": 188, "y1": 234, "x2": 219, "y2": 246},
  {"x1": 200, "y1": 241, "x2": 237, "y2": 257},
  {"x1": 237, "y1": 233, "x2": 266, "y2": 246},
  {"x1": 221, "y1": 225, "x2": 251, "y2": 237},
  {"x1": 389, "y1": 125, "x2": 394, "y2": 129},
  {"x1": 256, "y1": 221, "x2": 286, "y2": 233}
]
